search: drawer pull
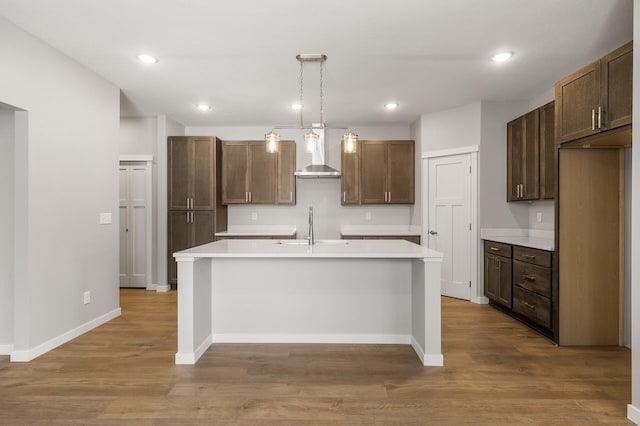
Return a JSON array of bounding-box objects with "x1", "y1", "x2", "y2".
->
[
  {"x1": 524, "y1": 302, "x2": 535, "y2": 310},
  {"x1": 522, "y1": 274, "x2": 536, "y2": 281},
  {"x1": 490, "y1": 247, "x2": 500, "y2": 251},
  {"x1": 523, "y1": 254, "x2": 536, "y2": 259}
]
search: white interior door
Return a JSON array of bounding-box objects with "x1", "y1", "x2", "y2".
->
[
  {"x1": 119, "y1": 164, "x2": 147, "y2": 288},
  {"x1": 427, "y1": 153, "x2": 472, "y2": 300}
]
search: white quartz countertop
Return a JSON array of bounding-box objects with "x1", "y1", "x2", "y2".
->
[
  {"x1": 482, "y1": 235, "x2": 554, "y2": 251},
  {"x1": 215, "y1": 225, "x2": 297, "y2": 237},
  {"x1": 174, "y1": 239, "x2": 443, "y2": 260},
  {"x1": 340, "y1": 225, "x2": 422, "y2": 236}
]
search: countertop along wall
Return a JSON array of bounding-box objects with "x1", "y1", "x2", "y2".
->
[
  {"x1": 0, "y1": 17, "x2": 120, "y2": 360},
  {"x1": 184, "y1": 125, "x2": 412, "y2": 239}
]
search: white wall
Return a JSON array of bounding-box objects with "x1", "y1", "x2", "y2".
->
[
  {"x1": 420, "y1": 102, "x2": 482, "y2": 153},
  {"x1": 0, "y1": 17, "x2": 120, "y2": 358},
  {"x1": 409, "y1": 118, "x2": 422, "y2": 227},
  {"x1": 184, "y1": 125, "x2": 412, "y2": 239},
  {"x1": 120, "y1": 117, "x2": 157, "y2": 155},
  {"x1": 0, "y1": 107, "x2": 14, "y2": 349}
]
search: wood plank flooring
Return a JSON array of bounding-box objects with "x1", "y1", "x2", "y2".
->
[{"x1": 0, "y1": 289, "x2": 631, "y2": 425}]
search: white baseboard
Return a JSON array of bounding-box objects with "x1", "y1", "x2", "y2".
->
[
  {"x1": 211, "y1": 333, "x2": 411, "y2": 344},
  {"x1": 0, "y1": 344, "x2": 14, "y2": 355},
  {"x1": 472, "y1": 296, "x2": 489, "y2": 304},
  {"x1": 155, "y1": 284, "x2": 171, "y2": 293},
  {"x1": 411, "y1": 336, "x2": 444, "y2": 366},
  {"x1": 175, "y1": 334, "x2": 212, "y2": 364},
  {"x1": 10, "y1": 308, "x2": 121, "y2": 362},
  {"x1": 628, "y1": 404, "x2": 640, "y2": 425}
]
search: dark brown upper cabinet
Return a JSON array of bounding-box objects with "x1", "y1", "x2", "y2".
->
[
  {"x1": 168, "y1": 136, "x2": 216, "y2": 210},
  {"x1": 555, "y1": 41, "x2": 632, "y2": 145},
  {"x1": 221, "y1": 140, "x2": 296, "y2": 205},
  {"x1": 360, "y1": 140, "x2": 415, "y2": 205},
  {"x1": 507, "y1": 102, "x2": 555, "y2": 202}
]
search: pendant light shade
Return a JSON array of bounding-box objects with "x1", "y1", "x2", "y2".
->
[
  {"x1": 265, "y1": 131, "x2": 280, "y2": 153},
  {"x1": 343, "y1": 131, "x2": 358, "y2": 154},
  {"x1": 304, "y1": 130, "x2": 320, "y2": 153}
]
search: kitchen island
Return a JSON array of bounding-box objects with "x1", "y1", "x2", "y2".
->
[{"x1": 173, "y1": 239, "x2": 444, "y2": 366}]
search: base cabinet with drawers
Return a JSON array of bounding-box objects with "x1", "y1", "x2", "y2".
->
[{"x1": 484, "y1": 240, "x2": 556, "y2": 341}]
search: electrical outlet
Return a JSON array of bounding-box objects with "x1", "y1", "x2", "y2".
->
[
  {"x1": 83, "y1": 291, "x2": 91, "y2": 305},
  {"x1": 251, "y1": 212, "x2": 258, "y2": 221},
  {"x1": 536, "y1": 212, "x2": 542, "y2": 223},
  {"x1": 365, "y1": 212, "x2": 372, "y2": 221},
  {"x1": 99, "y1": 212, "x2": 112, "y2": 224}
]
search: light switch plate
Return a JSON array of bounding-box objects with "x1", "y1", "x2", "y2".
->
[
  {"x1": 365, "y1": 212, "x2": 372, "y2": 221},
  {"x1": 536, "y1": 212, "x2": 542, "y2": 223},
  {"x1": 251, "y1": 212, "x2": 258, "y2": 221},
  {"x1": 99, "y1": 212, "x2": 112, "y2": 224}
]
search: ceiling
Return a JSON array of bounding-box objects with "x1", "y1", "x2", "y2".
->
[{"x1": 0, "y1": 0, "x2": 633, "y2": 127}]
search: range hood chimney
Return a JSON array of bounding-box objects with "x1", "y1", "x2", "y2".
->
[{"x1": 294, "y1": 127, "x2": 341, "y2": 178}]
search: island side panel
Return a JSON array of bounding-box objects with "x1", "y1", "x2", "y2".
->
[
  {"x1": 208, "y1": 258, "x2": 412, "y2": 343},
  {"x1": 175, "y1": 257, "x2": 213, "y2": 364},
  {"x1": 412, "y1": 258, "x2": 443, "y2": 366}
]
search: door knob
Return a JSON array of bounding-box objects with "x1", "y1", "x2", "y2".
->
[{"x1": 429, "y1": 230, "x2": 438, "y2": 235}]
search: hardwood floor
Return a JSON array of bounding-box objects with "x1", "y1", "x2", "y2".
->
[{"x1": 0, "y1": 289, "x2": 631, "y2": 425}]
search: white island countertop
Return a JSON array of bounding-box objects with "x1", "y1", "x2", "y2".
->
[
  {"x1": 340, "y1": 225, "x2": 422, "y2": 237},
  {"x1": 214, "y1": 225, "x2": 297, "y2": 238},
  {"x1": 175, "y1": 238, "x2": 442, "y2": 259}
]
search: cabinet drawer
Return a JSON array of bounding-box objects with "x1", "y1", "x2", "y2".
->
[
  {"x1": 484, "y1": 240, "x2": 512, "y2": 258},
  {"x1": 513, "y1": 246, "x2": 551, "y2": 267},
  {"x1": 513, "y1": 287, "x2": 551, "y2": 329},
  {"x1": 513, "y1": 260, "x2": 551, "y2": 298}
]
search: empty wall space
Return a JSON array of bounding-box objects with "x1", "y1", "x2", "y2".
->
[{"x1": 0, "y1": 107, "x2": 14, "y2": 349}]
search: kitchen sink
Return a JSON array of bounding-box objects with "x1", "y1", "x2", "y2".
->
[{"x1": 275, "y1": 240, "x2": 349, "y2": 245}]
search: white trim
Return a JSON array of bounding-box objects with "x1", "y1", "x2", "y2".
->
[
  {"x1": 10, "y1": 308, "x2": 121, "y2": 362},
  {"x1": 0, "y1": 344, "x2": 14, "y2": 355},
  {"x1": 411, "y1": 336, "x2": 444, "y2": 366},
  {"x1": 421, "y1": 145, "x2": 479, "y2": 159},
  {"x1": 155, "y1": 284, "x2": 171, "y2": 293},
  {"x1": 472, "y1": 296, "x2": 490, "y2": 304},
  {"x1": 175, "y1": 334, "x2": 212, "y2": 364},
  {"x1": 119, "y1": 154, "x2": 154, "y2": 162},
  {"x1": 212, "y1": 333, "x2": 412, "y2": 344},
  {"x1": 628, "y1": 404, "x2": 640, "y2": 424}
]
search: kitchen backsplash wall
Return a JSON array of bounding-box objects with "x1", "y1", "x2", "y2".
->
[{"x1": 185, "y1": 125, "x2": 413, "y2": 239}]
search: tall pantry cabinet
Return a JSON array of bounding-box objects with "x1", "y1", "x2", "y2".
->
[{"x1": 167, "y1": 136, "x2": 227, "y2": 285}]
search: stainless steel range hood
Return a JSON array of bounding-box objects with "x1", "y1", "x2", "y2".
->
[{"x1": 294, "y1": 127, "x2": 341, "y2": 178}]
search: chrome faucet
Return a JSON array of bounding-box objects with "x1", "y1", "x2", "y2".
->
[{"x1": 308, "y1": 206, "x2": 315, "y2": 245}]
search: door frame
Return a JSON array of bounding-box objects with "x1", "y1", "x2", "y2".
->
[
  {"x1": 119, "y1": 155, "x2": 154, "y2": 291},
  {"x1": 422, "y1": 145, "x2": 484, "y2": 304}
]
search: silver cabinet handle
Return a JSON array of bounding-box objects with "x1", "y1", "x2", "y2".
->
[
  {"x1": 522, "y1": 274, "x2": 536, "y2": 281},
  {"x1": 290, "y1": 191, "x2": 293, "y2": 202},
  {"x1": 598, "y1": 106, "x2": 602, "y2": 129},
  {"x1": 343, "y1": 192, "x2": 346, "y2": 203},
  {"x1": 429, "y1": 230, "x2": 438, "y2": 235},
  {"x1": 249, "y1": 192, "x2": 252, "y2": 203},
  {"x1": 186, "y1": 197, "x2": 189, "y2": 209},
  {"x1": 190, "y1": 198, "x2": 194, "y2": 209},
  {"x1": 245, "y1": 192, "x2": 248, "y2": 203},
  {"x1": 388, "y1": 192, "x2": 391, "y2": 203},
  {"x1": 490, "y1": 247, "x2": 500, "y2": 251},
  {"x1": 186, "y1": 211, "x2": 189, "y2": 223},
  {"x1": 523, "y1": 254, "x2": 536, "y2": 259},
  {"x1": 190, "y1": 211, "x2": 194, "y2": 223},
  {"x1": 524, "y1": 302, "x2": 535, "y2": 310},
  {"x1": 591, "y1": 109, "x2": 595, "y2": 130}
]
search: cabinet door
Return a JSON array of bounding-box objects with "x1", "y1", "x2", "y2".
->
[
  {"x1": 361, "y1": 141, "x2": 387, "y2": 204},
  {"x1": 168, "y1": 211, "x2": 192, "y2": 285},
  {"x1": 387, "y1": 141, "x2": 414, "y2": 204},
  {"x1": 539, "y1": 102, "x2": 555, "y2": 200},
  {"x1": 555, "y1": 61, "x2": 600, "y2": 144},
  {"x1": 496, "y1": 255, "x2": 512, "y2": 308},
  {"x1": 191, "y1": 137, "x2": 216, "y2": 210},
  {"x1": 506, "y1": 117, "x2": 524, "y2": 201},
  {"x1": 341, "y1": 140, "x2": 360, "y2": 204},
  {"x1": 168, "y1": 137, "x2": 190, "y2": 210},
  {"x1": 484, "y1": 254, "x2": 500, "y2": 302},
  {"x1": 521, "y1": 110, "x2": 539, "y2": 200},
  {"x1": 192, "y1": 211, "x2": 215, "y2": 247},
  {"x1": 248, "y1": 142, "x2": 276, "y2": 204},
  {"x1": 602, "y1": 41, "x2": 632, "y2": 130},
  {"x1": 222, "y1": 142, "x2": 249, "y2": 204},
  {"x1": 276, "y1": 141, "x2": 296, "y2": 204}
]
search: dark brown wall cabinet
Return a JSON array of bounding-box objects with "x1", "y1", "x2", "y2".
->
[
  {"x1": 507, "y1": 101, "x2": 555, "y2": 201},
  {"x1": 342, "y1": 140, "x2": 415, "y2": 205},
  {"x1": 167, "y1": 136, "x2": 227, "y2": 285},
  {"x1": 221, "y1": 140, "x2": 296, "y2": 205},
  {"x1": 555, "y1": 41, "x2": 632, "y2": 145}
]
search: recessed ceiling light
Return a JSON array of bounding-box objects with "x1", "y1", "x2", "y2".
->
[
  {"x1": 196, "y1": 103, "x2": 211, "y2": 111},
  {"x1": 491, "y1": 51, "x2": 513, "y2": 63},
  {"x1": 291, "y1": 103, "x2": 302, "y2": 110},
  {"x1": 384, "y1": 102, "x2": 399, "y2": 110},
  {"x1": 137, "y1": 54, "x2": 158, "y2": 64}
]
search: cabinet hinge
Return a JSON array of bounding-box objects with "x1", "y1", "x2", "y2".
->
[
  {"x1": 469, "y1": 166, "x2": 471, "y2": 174},
  {"x1": 469, "y1": 280, "x2": 471, "y2": 287},
  {"x1": 469, "y1": 223, "x2": 471, "y2": 231}
]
